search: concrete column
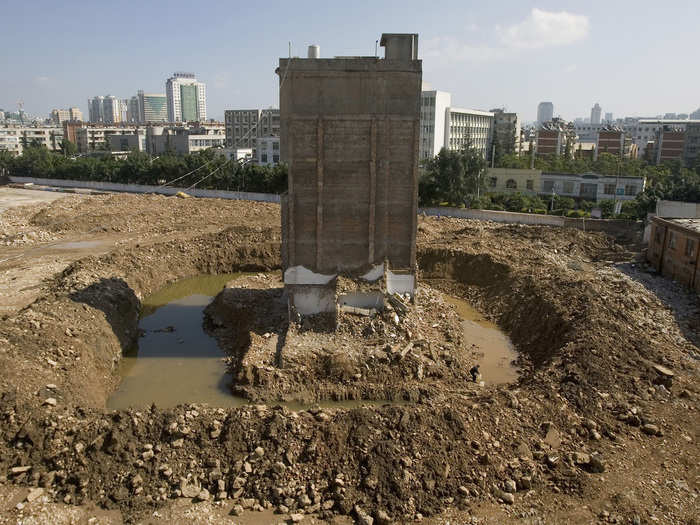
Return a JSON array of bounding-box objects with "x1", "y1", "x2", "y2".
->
[
  {"x1": 369, "y1": 119, "x2": 377, "y2": 263},
  {"x1": 288, "y1": 128, "x2": 295, "y2": 266},
  {"x1": 316, "y1": 118, "x2": 324, "y2": 270},
  {"x1": 410, "y1": 118, "x2": 419, "y2": 269}
]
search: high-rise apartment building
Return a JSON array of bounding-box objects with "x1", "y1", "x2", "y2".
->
[
  {"x1": 604, "y1": 112, "x2": 613, "y2": 124},
  {"x1": 537, "y1": 102, "x2": 554, "y2": 125},
  {"x1": 491, "y1": 108, "x2": 521, "y2": 157},
  {"x1": 69, "y1": 107, "x2": 83, "y2": 122},
  {"x1": 88, "y1": 96, "x2": 104, "y2": 123},
  {"x1": 127, "y1": 96, "x2": 140, "y2": 123},
  {"x1": 691, "y1": 108, "x2": 700, "y2": 120},
  {"x1": 138, "y1": 91, "x2": 168, "y2": 123},
  {"x1": 591, "y1": 103, "x2": 602, "y2": 125},
  {"x1": 419, "y1": 89, "x2": 451, "y2": 160},
  {"x1": 50, "y1": 109, "x2": 71, "y2": 125},
  {"x1": 224, "y1": 109, "x2": 279, "y2": 149},
  {"x1": 165, "y1": 72, "x2": 207, "y2": 122},
  {"x1": 684, "y1": 123, "x2": 700, "y2": 168},
  {"x1": 102, "y1": 96, "x2": 121, "y2": 124}
]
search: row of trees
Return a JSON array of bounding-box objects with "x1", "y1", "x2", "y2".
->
[
  {"x1": 419, "y1": 145, "x2": 700, "y2": 220},
  {"x1": 0, "y1": 142, "x2": 288, "y2": 194}
]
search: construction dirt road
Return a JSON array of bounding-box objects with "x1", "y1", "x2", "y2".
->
[{"x1": 0, "y1": 192, "x2": 698, "y2": 524}]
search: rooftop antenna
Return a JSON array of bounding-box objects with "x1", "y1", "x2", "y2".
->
[
  {"x1": 288, "y1": 41, "x2": 291, "y2": 59},
  {"x1": 375, "y1": 40, "x2": 378, "y2": 58}
]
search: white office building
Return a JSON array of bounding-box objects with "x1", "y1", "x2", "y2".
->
[
  {"x1": 591, "y1": 103, "x2": 602, "y2": 125},
  {"x1": 419, "y1": 87, "x2": 494, "y2": 160},
  {"x1": 537, "y1": 102, "x2": 554, "y2": 125},
  {"x1": 255, "y1": 135, "x2": 280, "y2": 165},
  {"x1": 623, "y1": 119, "x2": 700, "y2": 157},
  {"x1": 166, "y1": 72, "x2": 207, "y2": 122}
]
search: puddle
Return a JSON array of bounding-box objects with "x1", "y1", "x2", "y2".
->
[
  {"x1": 107, "y1": 274, "x2": 248, "y2": 410},
  {"x1": 444, "y1": 295, "x2": 519, "y2": 385},
  {"x1": 108, "y1": 273, "x2": 406, "y2": 411}
]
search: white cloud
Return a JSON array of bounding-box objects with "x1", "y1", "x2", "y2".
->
[
  {"x1": 564, "y1": 64, "x2": 578, "y2": 73},
  {"x1": 499, "y1": 8, "x2": 590, "y2": 49},
  {"x1": 423, "y1": 9, "x2": 589, "y2": 65}
]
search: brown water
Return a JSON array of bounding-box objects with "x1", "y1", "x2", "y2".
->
[
  {"x1": 107, "y1": 274, "x2": 408, "y2": 411},
  {"x1": 444, "y1": 295, "x2": 519, "y2": 385}
]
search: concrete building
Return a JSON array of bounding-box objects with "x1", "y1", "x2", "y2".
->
[
  {"x1": 419, "y1": 88, "x2": 451, "y2": 160},
  {"x1": 574, "y1": 122, "x2": 604, "y2": 142},
  {"x1": 445, "y1": 108, "x2": 493, "y2": 158},
  {"x1": 138, "y1": 91, "x2": 168, "y2": 123},
  {"x1": 540, "y1": 172, "x2": 644, "y2": 202},
  {"x1": 683, "y1": 123, "x2": 700, "y2": 168},
  {"x1": 604, "y1": 112, "x2": 613, "y2": 124},
  {"x1": 224, "y1": 109, "x2": 280, "y2": 150},
  {"x1": 647, "y1": 217, "x2": 700, "y2": 293},
  {"x1": 278, "y1": 33, "x2": 421, "y2": 315},
  {"x1": 50, "y1": 109, "x2": 71, "y2": 125},
  {"x1": 69, "y1": 107, "x2": 83, "y2": 122},
  {"x1": 88, "y1": 96, "x2": 104, "y2": 123},
  {"x1": 255, "y1": 135, "x2": 280, "y2": 165},
  {"x1": 486, "y1": 168, "x2": 541, "y2": 194},
  {"x1": 165, "y1": 72, "x2": 207, "y2": 122},
  {"x1": 127, "y1": 96, "x2": 140, "y2": 123},
  {"x1": 591, "y1": 103, "x2": 602, "y2": 125},
  {"x1": 691, "y1": 108, "x2": 700, "y2": 120},
  {"x1": 491, "y1": 108, "x2": 521, "y2": 158},
  {"x1": 76, "y1": 125, "x2": 140, "y2": 152},
  {"x1": 537, "y1": 102, "x2": 554, "y2": 125},
  {"x1": 0, "y1": 125, "x2": 63, "y2": 156},
  {"x1": 622, "y1": 119, "x2": 700, "y2": 158},
  {"x1": 108, "y1": 129, "x2": 146, "y2": 152},
  {"x1": 595, "y1": 126, "x2": 632, "y2": 159},
  {"x1": 142, "y1": 123, "x2": 225, "y2": 155},
  {"x1": 535, "y1": 120, "x2": 576, "y2": 157},
  {"x1": 653, "y1": 127, "x2": 686, "y2": 164},
  {"x1": 102, "y1": 96, "x2": 121, "y2": 124}
]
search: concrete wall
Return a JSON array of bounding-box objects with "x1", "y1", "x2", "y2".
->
[
  {"x1": 656, "y1": 199, "x2": 700, "y2": 218},
  {"x1": 279, "y1": 56, "x2": 422, "y2": 275},
  {"x1": 8, "y1": 176, "x2": 280, "y2": 203}
]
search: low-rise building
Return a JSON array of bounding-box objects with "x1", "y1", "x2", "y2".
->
[
  {"x1": 540, "y1": 172, "x2": 644, "y2": 202},
  {"x1": 535, "y1": 120, "x2": 576, "y2": 157},
  {"x1": 653, "y1": 127, "x2": 686, "y2": 164},
  {"x1": 490, "y1": 108, "x2": 521, "y2": 158},
  {"x1": 485, "y1": 168, "x2": 541, "y2": 194},
  {"x1": 596, "y1": 127, "x2": 632, "y2": 159},
  {"x1": 0, "y1": 125, "x2": 63, "y2": 155},
  {"x1": 647, "y1": 217, "x2": 700, "y2": 293},
  {"x1": 107, "y1": 130, "x2": 146, "y2": 152},
  {"x1": 224, "y1": 109, "x2": 279, "y2": 149},
  {"x1": 684, "y1": 122, "x2": 700, "y2": 168},
  {"x1": 76, "y1": 125, "x2": 140, "y2": 152}
]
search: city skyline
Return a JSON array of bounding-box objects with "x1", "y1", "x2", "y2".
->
[{"x1": 1, "y1": 0, "x2": 699, "y2": 122}]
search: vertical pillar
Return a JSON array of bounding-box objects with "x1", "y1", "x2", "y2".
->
[
  {"x1": 410, "y1": 118, "x2": 419, "y2": 269},
  {"x1": 369, "y1": 119, "x2": 377, "y2": 264},
  {"x1": 384, "y1": 117, "x2": 391, "y2": 260},
  {"x1": 316, "y1": 118, "x2": 324, "y2": 270},
  {"x1": 287, "y1": 126, "x2": 295, "y2": 267}
]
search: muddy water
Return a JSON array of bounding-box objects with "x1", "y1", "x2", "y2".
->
[
  {"x1": 444, "y1": 295, "x2": 519, "y2": 384},
  {"x1": 108, "y1": 274, "x2": 408, "y2": 411},
  {"x1": 107, "y1": 274, "x2": 249, "y2": 410}
]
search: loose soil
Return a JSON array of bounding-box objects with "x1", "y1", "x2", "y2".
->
[{"x1": 0, "y1": 192, "x2": 698, "y2": 525}]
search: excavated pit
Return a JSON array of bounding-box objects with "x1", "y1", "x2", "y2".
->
[{"x1": 1, "y1": 201, "x2": 697, "y2": 525}]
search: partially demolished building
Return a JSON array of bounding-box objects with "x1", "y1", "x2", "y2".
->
[{"x1": 278, "y1": 33, "x2": 421, "y2": 315}]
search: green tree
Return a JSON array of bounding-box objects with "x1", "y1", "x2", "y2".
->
[
  {"x1": 59, "y1": 139, "x2": 78, "y2": 156},
  {"x1": 420, "y1": 142, "x2": 487, "y2": 206}
]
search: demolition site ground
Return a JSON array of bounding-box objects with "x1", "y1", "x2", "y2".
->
[{"x1": 0, "y1": 190, "x2": 698, "y2": 524}]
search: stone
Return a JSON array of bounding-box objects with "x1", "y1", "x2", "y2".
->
[
  {"x1": 130, "y1": 474, "x2": 143, "y2": 488},
  {"x1": 494, "y1": 488, "x2": 514, "y2": 504},
  {"x1": 180, "y1": 479, "x2": 200, "y2": 498},
  {"x1": 216, "y1": 491, "x2": 227, "y2": 500},
  {"x1": 458, "y1": 485, "x2": 469, "y2": 496},
  {"x1": 43, "y1": 398, "x2": 57, "y2": 407},
  {"x1": 642, "y1": 424, "x2": 660, "y2": 436},
  {"x1": 171, "y1": 438, "x2": 184, "y2": 448},
  {"x1": 196, "y1": 489, "x2": 210, "y2": 502},
  {"x1": 298, "y1": 494, "x2": 312, "y2": 507},
  {"x1": 573, "y1": 452, "x2": 591, "y2": 466},
  {"x1": 588, "y1": 456, "x2": 605, "y2": 473},
  {"x1": 652, "y1": 363, "x2": 674, "y2": 377},
  {"x1": 375, "y1": 509, "x2": 392, "y2": 525},
  {"x1": 544, "y1": 427, "x2": 561, "y2": 449},
  {"x1": 142, "y1": 449, "x2": 154, "y2": 460},
  {"x1": 11, "y1": 466, "x2": 32, "y2": 475},
  {"x1": 290, "y1": 514, "x2": 304, "y2": 523},
  {"x1": 517, "y1": 476, "x2": 532, "y2": 490},
  {"x1": 231, "y1": 504, "x2": 244, "y2": 516},
  {"x1": 254, "y1": 446, "x2": 265, "y2": 457},
  {"x1": 582, "y1": 419, "x2": 597, "y2": 430},
  {"x1": 504, "y1": 479, "x2": 517, "y2": 493},
  {"x1": 322, "y1": 500, "x2": 335, "y2": 510},
  {"x1": 26, "y1": 487, "x2": 44, "y2": 502},
  {"x1": 278, "y1": 505, "x2": 290, "y2": 514}
]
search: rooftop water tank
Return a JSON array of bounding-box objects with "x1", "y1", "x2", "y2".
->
[{"x1": 308, "y1": 45, "x2": 320, "y2": 59}]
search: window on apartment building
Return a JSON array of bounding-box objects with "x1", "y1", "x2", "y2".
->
[
  {"x1": 488, "y1": 177, "x2": 497, "y2": 187},
  {"x1": 669, "y1": 231, "x2": 677, "y2": 250},
  {"x1": 604, "y1": 184, "x2": 616, "y2": 195},
  {"x1": 273, "y1": 155, "x2": 280, "y2": 163},
  {"x1": 686, "y1": 239, "x2": 696, "y2": 258},
  {"x1": 543, "y1": 180, "x2": 554, "y2": 192},
  {"x1": 526, "y1": 179, "x2": 534, "y2": 190},
  {"x1": 273, "y1": 142, "x2": 279, "y2": 151},
  {"x1": 563, "y1": 181, "x2": 574, "y2": 193},
  {"x1": 261, "y1": 153, "x2": 268, "y2": 163},
  {"x1": 625, "y1": 184, "x2": 638, "y2": 196},
  {"x1": 506, "y1": 179, "x2": 517, "y2": 189}
]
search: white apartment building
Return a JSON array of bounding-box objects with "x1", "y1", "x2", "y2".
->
[
  {"x1": 165, "y1": 72, "x2": 207, "y2": 122},
  {"x1": 491, "y1": 109, "x2": 521, "y2": 156},
  {"x1": 541, "y1": 172, "x2": 644, "y2": 203},
  {"x1": 102, "y1": 96, "x2": 121, "y2": 124},
  {"x1": 0, "y1": 125, "x2": 63, "y2": 156},
  {"x1": 255, "y1": 136, "x2": 280, "y2": 165},
  {"x1": 419, "y1": 88, "x2": 494, "y2": 160},
  {"x1": 88, "y1": 96, "x2": 104, "y2": 122},
  {"x1": 574, "y1": 122, "x2": 604, "y2": 142}
]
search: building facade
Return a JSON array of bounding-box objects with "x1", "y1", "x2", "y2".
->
[
  {"x1": 102, "y1": 96, "x2": 121, "y2": 124},
  {"x1": 540, "y1": 172, "x2": 644, "y2": 202},
  {"x1": 224, "y1": 109, "x2": 280, "y2": 151},
  {"x1": 622, "y1": 119, "x2": 700, "y2": 158},
  {"x1": 419, "y1": 89, "x2": 451, "y2": 160},
  {"x1": 165, "y1": 72, "x2": 207, "y2": 122},
  {"x1": 590, "y1": 103, "x2": 602, "y2": 125},
  {"x1": 653, "y1": 127, "x2": 686, "y2": 164},
  {"x1": 255, "y1": 135, "x2": 280, "y2": 165},
  {"x1": 88, "y1": 96, "x2": 104, "y2": 123},
  {"x1": 535, "y1": 121, "x2": 576, "y2": 157},
  {"x1": 445, "y1": 108, "x2": 494, "y2": 158},
  {"x1": 486, "y1": 168, "x2": 541, "y2": 194},
  {"x1": 647, "y1": 217, "x2": 700, "y2": 293},
  {"x1": 537, "y1": 102, "x2": 554, "y2": 125},
  {"x1": 683, "y1": 123, "x2": 700, "y2": 168},
  {"x1": 138, "y1": 91, "x2": 168, "y2": 123},
  {"x1": 595, "y1": 127, "x2": 632, "y2": 159},
  {"x1": 75, "y1": 125, "x2": 140, "y2": 152},
  {"x1": 278, "y1": 33, "x2": 421, "y2": 315},
  {"x1": 0, "y1": 125, "x2": 63, "y2": 156},
  {"x1": 491, "y1": 108, "x2": 521, "y2": 158}
]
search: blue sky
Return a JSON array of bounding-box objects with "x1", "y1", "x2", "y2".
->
[{"x1": 1, "y1": 0, "x2": 698, "y2": 122}]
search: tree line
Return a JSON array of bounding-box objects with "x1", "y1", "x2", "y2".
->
[{"x1": 0, "y1": 142, "x2": 287, "y2": 194}]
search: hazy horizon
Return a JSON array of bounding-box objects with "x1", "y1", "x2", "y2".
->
[{"x1": 1, "y1": 0, "x2": 699, "y2": 123}]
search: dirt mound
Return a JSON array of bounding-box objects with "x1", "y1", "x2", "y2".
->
[{"x1": 0, "y1": 197, "x2": 697, "y2": 524}]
